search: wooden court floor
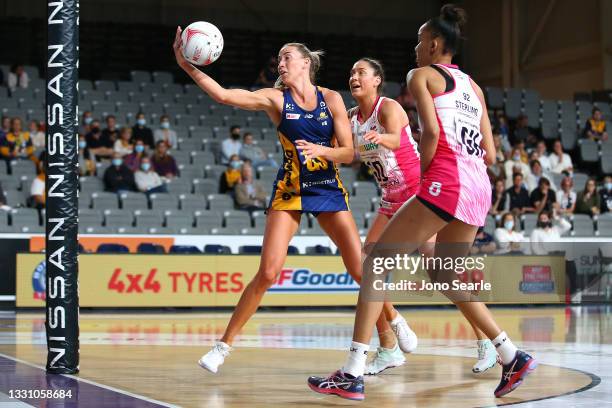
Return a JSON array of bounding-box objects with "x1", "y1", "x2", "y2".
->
[{"x1": 0, "y1": 307, "x2": 607, "y2": 407}]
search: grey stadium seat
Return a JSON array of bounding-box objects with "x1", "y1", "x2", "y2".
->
[
  {"x1": 164, "y1": 212, "x2": 194, "y2": 229},
  {"x1": 120, "y1": 192, "x2": 149, "y2": 210},
  {"x1": 91, "y1": 192, "x2": 120, "y2": 210},
  {"x1": 572, "y1": 215, "x2": 594, "y2": 237},
  {"x1": 207, "y1": 194, "x2": 234, "y2": 211},
  {"x1": 3, "y1": 190, "x2": 27, "y2": 207},
  {"x1": 353, "y1": 181, "x2": 379, "y2": 197},
  {"x1": 134, "y1": 210, "x2": 164, "y2": 228},
  {"x1": 104, "y1": 210, "x2": 134, "y2": 228},
  {"x1": 224, "y1": 210, "x2": 252, "y2": 229},
  {"x1": 579, "y1": 140, "x2": 599, "y2": 163},
  {"x1": 149, "y1": 193, "x2": 180, "y2": 211},
  {"x1": 601, "y1": 144, "x2": 612, "y2": 174},
  {"x1": 10, "y1": 208, "x2": 40, "y2": 228},
  {"x1": 192, "y1": 179, "x2": 217, "y2": 196},
  {"x1": 597, "y1": 218, "x2": 612, "y2": 237},
  {"x1": 165, "y1": 180, "x2": 192, "y2": 195},
  {"x1": 180, "y1": 194, "x2": 207, "y2": 212},
  {"x1": 485, "y1": 87, "x2": 504, "y2": 109}
]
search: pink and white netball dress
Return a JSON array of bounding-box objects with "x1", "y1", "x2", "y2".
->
[
  {"x1": 350, "y1": 97, "x2": 420, "y2": 216},
  {"x1": 416, "y1": 64, "x2": 491, "y2": 226}
]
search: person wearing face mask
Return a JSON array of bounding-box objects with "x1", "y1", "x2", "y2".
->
[
  {"x1": 151, "y1": 140, "x2": 178, "y2": 179},
  {"x1": 599, "y1": 176, "x2": 612, "y2": 214},
  {"x1": 135, "y1": 157, "x2": 167, "y2": 194},
  {"x1": 494, "y1": 212, "x2": 525, "y2": 254},
  {"x1": 86, "y1": 119, "x2": 113, "y2": 159},
  {"x1": 219, "y1": 154, "x2": 243, "y2": 194},
  {"x1": 124, "y1": 140, "x2": 147, "y2": 172},
  {"x1": 153, "y1": 115, "x2": 177, "y2": 149},
  {"x1": 503, "y1": 147, "x2": 530, "y2": 188},
  {"x1": 221, "y1": 125, "x2": 243, "y2": 165},
  {"x1": 131, "y1": 112, "x2": 155, "y2": 149},
  {"x1": 78, "y1": 135, "x2": 96, "y2": 176},
  {"x1": 103, "y1": 152, "x2": 136, "y2": 193},
  {"x1": 79, "y1": 111, "x2": 94, "y2": 136},
  {"x1": 530, "y1": 210, "x2": 571, "y2": 255}
]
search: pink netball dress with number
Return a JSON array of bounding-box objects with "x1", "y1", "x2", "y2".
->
[
  {"x1": 416, "y1": 64, "x2": 491, "y2": 226},
  {"x1": 350, "y1": 96, "x2": 420, "y2": 216}
]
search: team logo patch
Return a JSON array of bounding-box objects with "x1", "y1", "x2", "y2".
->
[{"x1": 286, "y1": 113, "x2": 301, "y2": 120}]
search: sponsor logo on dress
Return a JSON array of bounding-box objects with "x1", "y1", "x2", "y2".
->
[
  {"x1": 304, "y1": 114, "x2": 314, "y2": 119},
  {"x1": 285, "y1": 103, "x2": 295, "y2": 111},
  {"x1": 286, "y1": 113, "x2": 301, "y2": 120}
]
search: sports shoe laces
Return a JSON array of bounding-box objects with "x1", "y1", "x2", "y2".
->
[
  {"x1": 213, "y1": 343, "x2": 230, "y2": 357},
  {"x1": 477, "y1": 343, "x2": 486, "y2": 360}
]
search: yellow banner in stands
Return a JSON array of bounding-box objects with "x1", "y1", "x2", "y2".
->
[{"x1": 15, "y1": 254, "x2": 566, "y2": 307}]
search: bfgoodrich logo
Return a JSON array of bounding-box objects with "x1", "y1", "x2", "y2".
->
[{"x1": 269, "y1": 268, "x2": 359, "y2": 292}]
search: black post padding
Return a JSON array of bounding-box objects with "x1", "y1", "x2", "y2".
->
[{"x1": 45, "y1": 0, "x2": 80, "y2": 374}]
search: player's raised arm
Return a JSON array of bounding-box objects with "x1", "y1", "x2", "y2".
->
[{"x1": 173, "y1": 26, "x2": 276, "y2": 114}]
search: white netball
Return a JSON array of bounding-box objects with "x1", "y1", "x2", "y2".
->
[{"x1": 181, "y1": 21, "x2": 224, "y2": 66}]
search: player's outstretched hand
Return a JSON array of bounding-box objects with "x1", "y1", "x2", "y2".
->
[{"x1": 173, "y1": 26, "x2": 189, "y2": 68}]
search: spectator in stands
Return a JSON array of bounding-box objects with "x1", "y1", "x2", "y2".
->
[
  {"x1": 151, "y1": 140, "x2": 178, "y2": 180},
  {"x1": 79, "y1": 111, "x2": 94, "y2": 136},
  {"x1": 124, "y1": 140, "x2": 146, "y2": 172},
  {"x1": 132, "y1": 112, "x2": 154, "y2": 149},
  {"x1": 494, "y1": 111, "x2": 511, "y2": 141},
  {"x1": 506, "y1": 172, "x2": 533, "y2": 214},
  {"x1": 235, "y1": 162, "x2": 267, "y2": 212},
  {"x1": 85, "y1": 119, "x2": 113, "y2": 159},
  {"x1": 486, "y1": 156, "x2": 506, "y2": 183},
  {"x1": 549, "y1": 139, "x2": 573, "y2": 174},
  {"x1": 533, "y1": 140, "x2": 551, "y2": 173},
  {"x1": 239, "y1": 132, "x2": 278, "y2": 169},
  {"x1": 470, "y1": 227, "x2": 496, "y2": 254},
  {"x1": 600, "y1": 176, "x2": 612, "y2": 214},
  {"x1": 221, "y1": 125, "x2": 242, "y2": 165},
  {"x1": 153, "y1": 115, "x2": 177, "y2": 149},
  {"x1": 530, "y1": 210, "x2": 571, "y2": 255},
  {"x1": 254, "y1": 57, "x2": 278, "y2": 87},
  {"x1": 78, "y1": 134, "x2": 96, "y2": 176},
  {"x1": 28, "y1": 120, "x2": 44, "y2": 150},
  {"x1": 219, "y1": 154, "x2": 243, "y2": 194},
  {"x1": 494, "y1": 212, "x2": 525, "y2": 254},
  {"x1": 557, "y1": 176, "x2": 576, "y2": 216},
  {"x1": 584, "y1": 108, "x2": 608, "y2": 142},
  {"x1": 29, "y1": 157, "x2": 45, "y2": 209},
  {"x1": 526, "y1": 159, "x2": 556, "y2": 193},
  {"x1": 0, "y1": 116, "x2": 10, "y2": 138},
  {"x1": 102, "y1": 115, "x2": 120, "y2": 147},
  {"x1": 103, "y1": 152, "x2": 136, "y2": 193},
  {"x1": 512, "y1": 114, "x2": 538, "y2": 147},
  {"x1": 0, "y1": 118, "x2": 36, "y2": 163},
  {"x1": 114, "y1": 127, "x2": 134, "y2": 157},
  {"x1": 7, "y1": 64, "x2": 29, "y2": 92},
  {"x1": 530, "y1": 177, "x2": 557, "y2": 213},
  {"x1": 504, "y1": 148, "x2": 530, "y2": 187},
  {"x1": 576, "y1": 178, "x2": 601, "y2": 216},
  {"x1": 490, "y1": 179, "x2": 507, "y2": 216},
  {"x1": 135, "y1": 156, "x2": 167, "y2": 194},
  {"x1": 493, "y1": 132, "x2": 509, "y2": 162}
]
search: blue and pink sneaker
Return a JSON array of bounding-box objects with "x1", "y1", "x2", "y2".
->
[
  {"x1": 307, "y1": 370, "x2": 365, "y2": 401},
  {"x1": 494, "y1": 350, "x2": 537, "y2": 397}
]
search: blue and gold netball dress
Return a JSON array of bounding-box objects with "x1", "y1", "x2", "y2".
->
[{"x1": 268, "y1": 87, "x2": 349, "y2": 213}]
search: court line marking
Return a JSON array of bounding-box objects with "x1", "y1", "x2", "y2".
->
[{"x1": 0, "y1": 352, "x2": 179, "y2": 408}]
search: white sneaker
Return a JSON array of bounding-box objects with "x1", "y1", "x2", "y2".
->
[
  {"x1": 472, "y1": 339, "x2": 497, "y2": 373},
  {"x1": 198, "y1": 341, "x2": 232, "y2": 374},
  {"x1": 365, "y1": 344, "x2": 406, "y2": 375},
  {"x1": 390, "y1": 314, "x2": 418, "y2": 353}
]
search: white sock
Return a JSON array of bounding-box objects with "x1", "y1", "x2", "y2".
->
[
  {"x1": 492, "y1": 331, "x2": 517, "y2": 365},
  {"x1": 216, "y1": 341, "x2": 231, "y2": 350},
  {"x1": 342, "y1": 341, "x2": 369, "y2": 378}
]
